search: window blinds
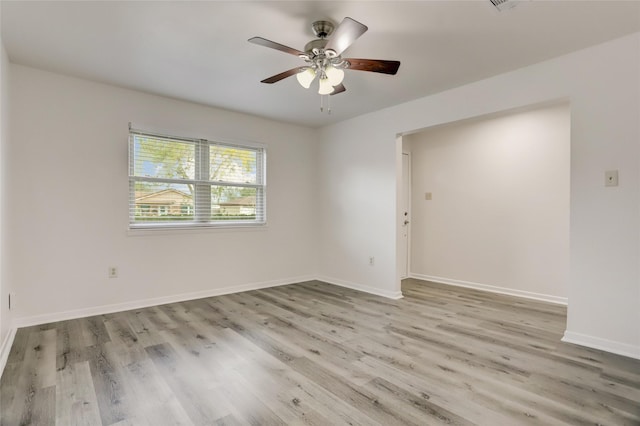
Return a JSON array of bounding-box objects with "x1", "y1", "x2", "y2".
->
[{"x1": 129, "y1": 130, "x2": 266, "y2": 228}]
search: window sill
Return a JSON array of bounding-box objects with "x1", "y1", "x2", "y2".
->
[{"x1": 127, "y1": 222, "x2": 267, "y2": 237}]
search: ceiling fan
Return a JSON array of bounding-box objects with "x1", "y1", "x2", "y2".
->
[{"x1": 248, "y1": 17, "x2": 400, "y2": 97}]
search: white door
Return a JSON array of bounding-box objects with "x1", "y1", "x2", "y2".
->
[{"x1": 399, "y1": 153, "x2": 411, "y2": 279}]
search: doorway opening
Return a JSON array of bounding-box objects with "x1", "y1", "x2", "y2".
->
[{"x1": 397, "y1": 100, "x2": 570, "y2": 304}]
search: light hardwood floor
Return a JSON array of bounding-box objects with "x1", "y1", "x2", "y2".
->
[{"x1": 1, "y1": 279, "x2": 639, "y2": 425}]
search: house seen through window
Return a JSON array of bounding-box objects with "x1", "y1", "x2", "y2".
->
[{"x1": 129, "y1": 129, "x2": 266, "y2": 228}]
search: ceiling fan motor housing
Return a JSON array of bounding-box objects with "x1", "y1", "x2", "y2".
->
[
  {"x1": 303, "y1": 38, "x2": 329, "y2": 55},
  {"x1": 302, "y1": 22, "x2": 349, "y2": 72}
]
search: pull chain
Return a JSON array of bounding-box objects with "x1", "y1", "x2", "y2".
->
[{"x1": 319, "y1": 95, "x2": 332, "y2": 114}]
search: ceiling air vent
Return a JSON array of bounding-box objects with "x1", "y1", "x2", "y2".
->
[{"x1": 490, "y1": 0, "x2": 519, "y2": 12}]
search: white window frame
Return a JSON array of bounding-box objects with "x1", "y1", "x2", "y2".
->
[{"x1": 129, "y1": 129, "x2": 266, "y2": 230}]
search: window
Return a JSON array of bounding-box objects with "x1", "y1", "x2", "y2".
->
[{"x1": 129, "y1": 129, "x2": 266, "y2": 229}]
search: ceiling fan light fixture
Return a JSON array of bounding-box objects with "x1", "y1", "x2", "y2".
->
[
  {"x1": 296, "y1": 68, "x2": 316, "y2": 89},
  {"x1": 325, "y1": 65, "x2": 345, "y2": 86},
  {"x1": 318, "y1": 77, "x2": 334, "y2": 95}
]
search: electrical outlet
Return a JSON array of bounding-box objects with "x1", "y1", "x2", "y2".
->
[
  {"x1": 108, "y1": 267, "x2": 118, "y2": 278},
  {"x1": 369, "y1": 257, "x2": 375, "y2": 266}
]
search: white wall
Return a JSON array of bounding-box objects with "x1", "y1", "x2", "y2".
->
[
  {"x1": 318, "y1": 33, "x2": 640, "y2": 359},
  {"x1": 317, "y1": 118, "x2": 402, "y2": 299},
  {"x1": 0, "y1": 32, "x2": 12, "y2": 357},
  {"x1": 405, "y1": 103, "x2": 570, "y2": 303},
  {"x1": 8, "y1": 65, "x2": 319, "y2": 324}
]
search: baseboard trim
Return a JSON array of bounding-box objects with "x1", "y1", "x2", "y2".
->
[
  {"x1": 0, "y1": 327, "x2": 17, "y2": 380},
  {"x1": 317, "y1": 276, "x2": 404, "y2": 300},
  {"x1": 562, "y1": 331, "x2": 640, "y2": 360},
  {"x1": 410, "y1": 273, "x2": 568, "y2": 305},
  {"x1": 12, "y1": 275, "x2": 315, "y2": 329},
  {"x1": 11, "y1": 274, "x2": 403, "y2": 329}
]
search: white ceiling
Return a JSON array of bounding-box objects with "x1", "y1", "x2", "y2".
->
[{"x1": 2, "y1": 1, "x2": 640, "y2": 128}]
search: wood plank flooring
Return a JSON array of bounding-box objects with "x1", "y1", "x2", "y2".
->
[{"x1": 1, "y1": 279, "x2": 639, "y2": 425}]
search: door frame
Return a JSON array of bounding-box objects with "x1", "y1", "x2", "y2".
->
[{"x1": 400, "y1": 151, "x2": 412, "y2": 280}]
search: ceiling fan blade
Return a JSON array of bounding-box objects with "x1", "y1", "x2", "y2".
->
[
  {"x1": 324, "y1": 17, "x2": 368, "y2": 56},
  {"x1": 248, "y1": 37, "x2": 304, "y2": 56},
  {"x1": 260, "y1": 67, "x2": 305, "y2": 84},
  {"x1": 330, "y1": 84, "x2": 346, "y2": 95},
  {"x1": 345, "y1": 59, "x2": 401, "y2": 75}
]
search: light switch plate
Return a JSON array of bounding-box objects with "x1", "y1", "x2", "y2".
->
[{"x1": 605, "y1": 170, "x2": 619, "y2": 187}]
